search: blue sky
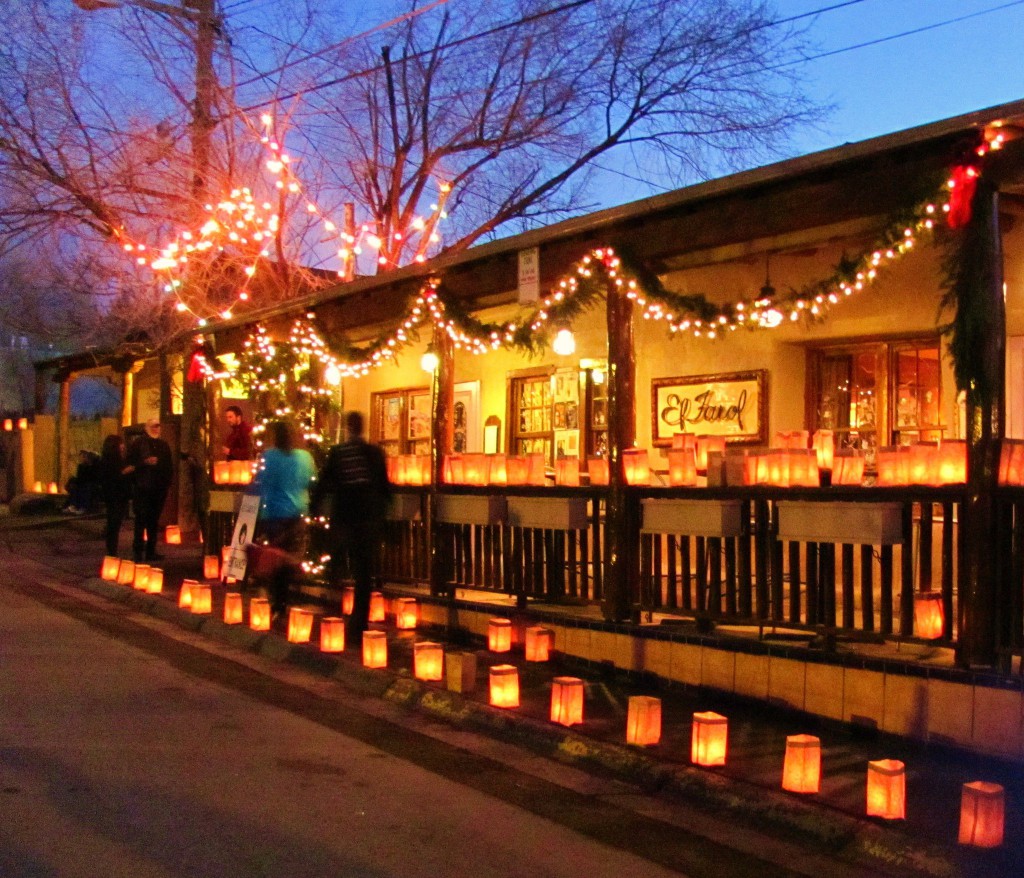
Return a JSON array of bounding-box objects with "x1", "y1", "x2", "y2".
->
[{"x1": 777, "y1": 0, "x2": 1024, "y2": 154}]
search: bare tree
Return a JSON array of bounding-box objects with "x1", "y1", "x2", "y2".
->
[{"x1": 295, "y1": 0, "x2": 816, "y2": 265}]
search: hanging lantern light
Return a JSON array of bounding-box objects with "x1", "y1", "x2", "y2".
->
[
  {"x1": 489, "y1": 664, "x2": 519, "y2": 708},
  {"x1": 488, "y1": 618, "x2": 512, "y2": 653},
  {"x1": 320, "y1": 617, "x2": 346, "y2": 652},
  {"x1": 782, "y1": 734, "x2": 821, "y2": 794},
  {"x1": 249, "y1": 597, "x2": 271, "y2": 631},
  {"x1": 691, "y1": 711, "x2": 728, "y2": 766},
  {"x1": 223, "y1": 591, "x2": 243, "y2": 625},
  {"x1": 287, "y1": 608, "x2": 314, "y2": 643},
  {"x1": 959, "y1": 781, "x2": 1004, "y2": 848},
  {"x1": 550, "y1": 677, "x2": 585, "y2": 726},
  {"x1": 552, "y1": 324, "x2": 576, "y2": 357},
  {"x1": 626, "y1": 696, "x2": 662, "y2": 746},
  {"x1": 420, "y1": 344, "x2": 440, "y2": 373},
  {"x1": 525, "y1": 627, "x2": 554, "y2": 662},
  {"x1": 414, "y1": 641, "x2": 445, "y2": 681},
  {"x1": 362, "y1": 630, "x2": 388, "y2": 668},
  {"x1": 866, "y1": 759, "x2": 906, "y2": 820}
]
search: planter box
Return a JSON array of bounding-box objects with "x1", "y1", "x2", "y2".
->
[
  {"x1": 507, "y1": 495, "x2": 589, "y2": 530},
  {"x1": 208, "y1": 489, "x2": 243, "y2": 514},
  {"x1": 434, "y1": 493, "x2": 507, "y2": 526},
  {"x1": 641, "y1": 498, "x2": 743, "y2": 537},
  {"x1": 777, "y1": 501, "x2": 904, "y2": 545},
  {"x1": 387, "y1": 493, "x2": 423, "y2": 521}
]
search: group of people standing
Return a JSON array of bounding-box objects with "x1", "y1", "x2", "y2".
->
[
  {"x1": 253, "y1": 410, "x2": 390, "y2": 646},
  {"x1": 98, "y1": 418, "x2": 173, "y2": 563}
]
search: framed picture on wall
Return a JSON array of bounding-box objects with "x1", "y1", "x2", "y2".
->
[
  {"x1": 651, "y1": 369, "x2": 768, "y2": 446},
  {"x1": 409, "y1": 391, "x2": 431, "y2": 440}
]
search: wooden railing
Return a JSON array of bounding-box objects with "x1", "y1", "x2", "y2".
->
[{"x1": 381, "y1": 484, "x2": 968, "y2": 643}]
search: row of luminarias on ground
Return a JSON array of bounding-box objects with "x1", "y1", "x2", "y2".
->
[{"x1": 98, "y1": 552, "x2": 1005, "y2": 848}]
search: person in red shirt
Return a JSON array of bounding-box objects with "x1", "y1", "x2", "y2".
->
[{"x1": 222, "y1": 405, "x2": 253, "y2": 461}]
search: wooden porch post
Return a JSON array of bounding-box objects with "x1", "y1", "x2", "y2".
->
[
  {"x1": 601, "y1": 263, "x2": 638, "y2": 622},
  {"x1": 56, "y1": 372, "x2": 71, "y2": 489},
  {"x1": 959, "y1": 182, "x2": 1005, "y2": 667},
  {"x1": 429, "y1": 326, "x2": 454, "y2": 596},
  {"x1": 120, "y1": 369, "x2": 134, "y2": 427}
]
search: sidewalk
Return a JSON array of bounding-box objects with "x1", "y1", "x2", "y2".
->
[{"x1": 3, "y1": 514, "x2": 1020, "y2": 878}]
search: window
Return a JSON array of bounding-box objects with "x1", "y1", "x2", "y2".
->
[
  {"x1": 509, "y1": 369, "x2": 554, "y2": 460},
  {"x1": 808, "y1": 337, "x2": 943, "y2": 467},
  {"x1": 371, "y1": 387, "x2": 430, "y2": 457},
  {"x1": 509, "y1": 366, "x2": 597, "y2": 464}
]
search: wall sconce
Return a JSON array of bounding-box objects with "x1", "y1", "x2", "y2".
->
[
  {"x1": 368, "y1": 591, "x2": 386, "y2": 622},
  {"x1": 550, "y1": 676, "x2": 585, "y2": 726},
  {"x1": 320, "y1": 617, "x2": 345, "y2": 652},
  {"x1": 363, "y1": 630, "x2": 388, "y2": 668},
  {"x1": 552, "y1": 324, "x2": 576, "y2": 357},
  {"x1": 525, "y1": 627, "x2": 553, "y2": 662},
  {"x1": 782, "y1": 734, "x2": 821, "y2": 794},
  {"x1": 959, "y1": 781, "x2": 1004, "y2": 847},
  {"x1": 489, "y1": 664, "x2": 519, "y2": 708},
  {"x1": 691, "y1": 711, "x2": 728, "y2": 766},
  {"x1": 626, "y1": 696, "x2": 662, "y2": 746},
  {"x1": 420, "y1": 345, "x2": 440, "y2": 373},
  {"x1": 414, "y1": 642, "x2": 445, "y2": 681},
  {"x1": 488, "y1": 618, "x2": 512, "y2": 653},
  {"x1": 249, "y1": 597, "x2": 271, "y2": 631},
  {"x1": 223, "y1": 592, "x2": 243, "y2": 625},
  {"x1": 287, "y1": 608, "x2": 314, "y2": 643},
  {"x1": 866, "y1": 759, "x2": 906, "y2": 819},
  {"x1": 101, "y1": 556, "x2": 121, "y2": 581}
]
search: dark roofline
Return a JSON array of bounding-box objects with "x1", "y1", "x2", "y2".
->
[{"x1": 194, "y1": 97, "x2": 1024, "y2": 334}]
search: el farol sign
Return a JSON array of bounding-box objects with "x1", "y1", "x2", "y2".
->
[{"x1": 652, "y1": 370, "x2": 767, "y2": 447}]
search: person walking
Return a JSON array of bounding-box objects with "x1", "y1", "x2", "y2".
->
[
  {"x1": 254, "y1": 420, "x2": 316, "y2": 621},
  {"x1": 312, "y1": 411, "x2": 391, "y2": 647},
  {"x1": 126, "y1": 418, "x2": 173, "y2": 563},
  {"x1": 97, "y1": 434, "x2": 134, "y2": 556}
]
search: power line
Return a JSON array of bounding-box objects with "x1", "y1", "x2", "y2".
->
[{"x1": 772, "y1": 0, "x2": 1024, "y2": 69}]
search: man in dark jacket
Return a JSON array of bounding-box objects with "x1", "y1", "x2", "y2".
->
[
  {"x1": 127, "y1": 418, "x2": 174, "y2": 562},
  {"x1": 312, "y1": 411, "x2": 391, "y2": 647}
]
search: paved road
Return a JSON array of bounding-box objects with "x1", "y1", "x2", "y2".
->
[{"x1": 0, "y1": 523, "x2": 874, "y2": 878}]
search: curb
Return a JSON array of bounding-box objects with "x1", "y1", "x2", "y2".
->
[{"x1": 76, "y1": 576, "x2": 962, "y2": 878}]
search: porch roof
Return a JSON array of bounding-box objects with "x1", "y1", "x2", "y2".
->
[{"x1": 207, "y1": 97, "x2": 1024, "y2": 338}]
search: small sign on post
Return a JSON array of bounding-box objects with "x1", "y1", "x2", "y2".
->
[
  {"x1": 518, "y1": 247, "x2": 540, "y2": 304},
  {"x1": 225, "y1": 490, "x2": 260, "y2": 581}
]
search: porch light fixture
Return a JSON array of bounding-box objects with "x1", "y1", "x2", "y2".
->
[
  {"x1": 420, "y1": 344, "x2": 440, "y2": 373},
  {"x1": 324, "y1": 362, "x2": 342, "y2": 386},
  {"x1": 552, "y1": 323, "x2": 576, "y2": 357}
]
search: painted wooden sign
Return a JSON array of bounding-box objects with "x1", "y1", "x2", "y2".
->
[{"x1": 652, "y1": 370, "x2": 767, "y2": 446}]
